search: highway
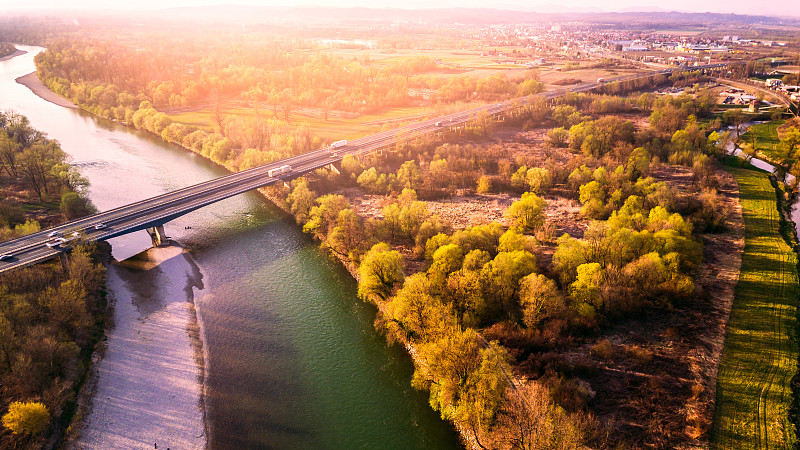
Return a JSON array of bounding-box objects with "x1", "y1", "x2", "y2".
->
[{"x1": 0, "y1": 63, "x2": 730, "y2": 273}]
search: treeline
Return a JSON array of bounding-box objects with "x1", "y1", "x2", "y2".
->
[
  {"x1": 0, "y1": 43, "x2": 15, "y2": 59},
  {"x1": 0, "y1": 111, "x2": 94, "y2": 239},
  {"x1": 0, "y1": 113, "x2": 105, "y2": 449},
  {"x1": 34, "y1": 39, "x2": 542, "y2": 171},
  {"x1": 36, "y1": 40, "x2": 543, "y2": 113}
]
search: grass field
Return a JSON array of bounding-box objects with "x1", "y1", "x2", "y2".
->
[
  {"x1": 740, "y1": 120, "x2": 787, "y2": 164},
  {"x1": 711, "y1": 161, "x2": 799, "y2": 449},
  {"x1": 167, "y1": 100, "x2": 488, "y2": 142}
]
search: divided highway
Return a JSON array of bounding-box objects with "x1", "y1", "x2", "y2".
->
[{"x1": 0, "y1": 63, "x2": 729, "y2": 273}]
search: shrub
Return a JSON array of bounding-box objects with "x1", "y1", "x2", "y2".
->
[
  {"x1": 2, "y1": 401, "x2": 50, "y2": 435},
  {"x1": 590, "y1": 339, "x2": 616, "y2": 361}
]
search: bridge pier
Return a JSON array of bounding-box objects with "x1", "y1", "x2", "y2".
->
[
  {"x1": 327, "y1": 160, "x2": 341, "y2": 175},
  {"x1": 146, "y1": 225, "x2": 168, "y2": 247},
  {"x1": 58, "y1": 252, "x2": 70, "y2": 272}
]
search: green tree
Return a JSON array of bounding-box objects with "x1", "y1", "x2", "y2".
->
[
  {"x1": 303, "y1": 194, "x2": 350, "y2": 239},
  {"x1": 60, "y1": 191, "x2": 96, "y2": 220},
  {"x1": 358, "y1": 243, "x2": 405, "y2": 301},
  {"x1": 505, "y1": 192, "x2": 547, "y2": 233},
  {"x1": 525, "y1": 168, "x2": 551, "y2": 195},
  {"x1": 288, "y1": 179, "x2": 316, "y2": 224},
  {"x1": 519, "y1": 273, "x2": 564, "y2": 328},
  {"x1": 397, "y1": 160, "x2": 422, "y2": 190}
]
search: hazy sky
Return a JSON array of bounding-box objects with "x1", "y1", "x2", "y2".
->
[{"x1": 0, "y1": 0, "x2": 797, "y2": 18}]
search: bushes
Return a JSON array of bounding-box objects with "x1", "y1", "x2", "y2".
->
[{"x1": 2, "y1": 401, "x2": 50, "y2": 435}]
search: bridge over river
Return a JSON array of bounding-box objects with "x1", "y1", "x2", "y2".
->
[{"x1": 0, "y1": 63, "x2": 729, "y2": 273}]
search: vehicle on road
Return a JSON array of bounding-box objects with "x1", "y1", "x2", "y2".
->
[
  {"x1": 48, "y1": 230, "x2": 61, "y2": 237},
  {"x1": 435, "y1": 121, "x2": 443, "y2": 127},
  {"x1": 46, "y1": 238, "x2": 67, "y2": 248},
  {"x1": 331, "y1": 140, "x2": 348, "y2": 149},
  {"x1": 268, "y1": 165, "x2": 293, "y2": 177},
  {"x1": 94, "y1": 223, "x2": 107, "y2": 230},
  {"x1": 0, "y1": 254, "x2": 12, "y2": 261}
]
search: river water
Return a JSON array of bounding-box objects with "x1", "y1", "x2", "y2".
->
[{"x1": 0, "y1": 46, "x2": 461, "y2": 449}]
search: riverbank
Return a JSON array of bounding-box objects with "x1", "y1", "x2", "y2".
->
[
  {"x1": 70, "y1": 244, "x2": 206, "y2": 449},
  {"x1": 8, "y1": 66, "x2": 208, "y2": 448},
  {"x1": 0, "y1": 48, "x2": 26, "y2": 62},
  {"x1": 16, "y1": 71, "x2": 77, "y2": 108}
]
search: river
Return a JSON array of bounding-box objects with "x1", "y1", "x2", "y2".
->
[{"x1": 0, "y1": 46, "x2": 461, "y2": 449}]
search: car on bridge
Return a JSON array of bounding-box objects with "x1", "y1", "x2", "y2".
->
[{"x1": 46, "y1": 238, "x2": 67, "y2": 248}]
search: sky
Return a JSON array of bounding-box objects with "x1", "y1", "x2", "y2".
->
[{"x1": 0, "y1": 0, "x2": 797, "y2": 18}]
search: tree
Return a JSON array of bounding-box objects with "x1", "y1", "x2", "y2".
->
[
  {"x1": 546, "y1": 127, "x2": 569, "y2": 147},
  {"x1": 780, "y1": 128, "x2": 800, "y2": 160},
  {"x1": 525, "y1": 168, "x2": 551, "y2": 195},
  {"x1": 397, "y1": 160, "x2": 423, "y2": 190},
  {"x1": 481, "y1": 251, "x2": 537, "y2": 320},
  {"x1": 303, "y1": 194, "x2": 350, "y2": 239},
  {"x1": 570, "y1": 262, "x2": 604, "y2": 317},
  {"x1": 504, "y1": 192, "x2": 547, "y2": 234},
  {"x1": 60, "y1": 191, "x2": 96, "y2": 220},
  {"x1": 358, "y1": 243, "x2": 405, "y2": 301},
  {"x1": 328, "y1": 209, "x2": 369, "y2": 261},
  {"x1": 519, "y1": 273, "x2": 564, "y2": 328},
  {"x1": 2, "y1": 401, "x2": 50, "y2": 435}
]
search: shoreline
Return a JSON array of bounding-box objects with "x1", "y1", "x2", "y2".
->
[
  {"x1": 15, "y1": 71, "x2": 78, "y2": 109},
  {"x1": 10, "y1": 56, "x2": 209, "y2": 449},
  {"x1": 70, "y1": 245, "x2": 207, "y2": 449},
  {"x1": 0, "y1": 48, "x2": 26, "y2": 62}
]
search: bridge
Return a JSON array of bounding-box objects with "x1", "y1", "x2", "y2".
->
[{"x1": 0, "y1": 63, "x2": 732, "y2": 273}]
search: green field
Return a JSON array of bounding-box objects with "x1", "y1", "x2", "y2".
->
[
  {"x1": 740, "y1": 120, "x2": 787, "y2": 165},
  {"x1": 711, "y1": 162, "x2": 799, "y2": 449}
]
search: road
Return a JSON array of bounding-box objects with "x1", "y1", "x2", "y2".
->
[{"x1": 0, "y1": 63, "x2": 729, "y2": 273}]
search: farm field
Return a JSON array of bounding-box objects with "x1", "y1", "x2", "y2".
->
[
  {"x1": 711, "y1": 161, "x2": 798, "y2": 449},
  {"x1": 740, "y1": 120, "x2": 787, "y2": 164}
]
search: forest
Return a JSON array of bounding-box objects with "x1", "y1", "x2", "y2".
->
[
  {"x1": 0, "y1": 111, "x2": 106, "y2": 449},
  {"x1": 275, "y1": 86, "x2": 763, "y2": 448}
]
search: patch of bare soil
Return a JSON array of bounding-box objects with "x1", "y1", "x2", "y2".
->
[{"x1": 426, "y1": 194, "x2": 515, "y2": 229}]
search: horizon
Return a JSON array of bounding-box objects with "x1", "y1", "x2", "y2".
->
[{"x1": 0, "y1": 1, "x2": 798, "y2": 20}]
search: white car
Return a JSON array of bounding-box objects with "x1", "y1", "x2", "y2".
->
[
  {"x1": 94, "y1": 223, "x2": 107, "y2": 230},
  {"x1": 46, "y1": 238, "x2": 67, "y2": 248},
  {"x1": 0, "y1": 254, "x2": 12, "y2": 261},
  {"x1": 48, "y1": 230, "x2": 61, "y2": 237}
]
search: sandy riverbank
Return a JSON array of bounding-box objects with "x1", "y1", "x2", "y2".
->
[
  {"x1": 0, "y1": 48, "x2": 26, "y2": 62},
  {"x1": 15, "y1": 71, "x2": 78, "y2": 109},
  {"x1": 70, "y1": 245, "x2": 207, "y2": 450}
]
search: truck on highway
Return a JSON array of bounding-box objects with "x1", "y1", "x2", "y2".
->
[
  {"x1": 268, "y1": 165, "x2": 293, "y2": 177},
  {"x1": 331, "y1": 140, "x2": 348, "y2": 149}
]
